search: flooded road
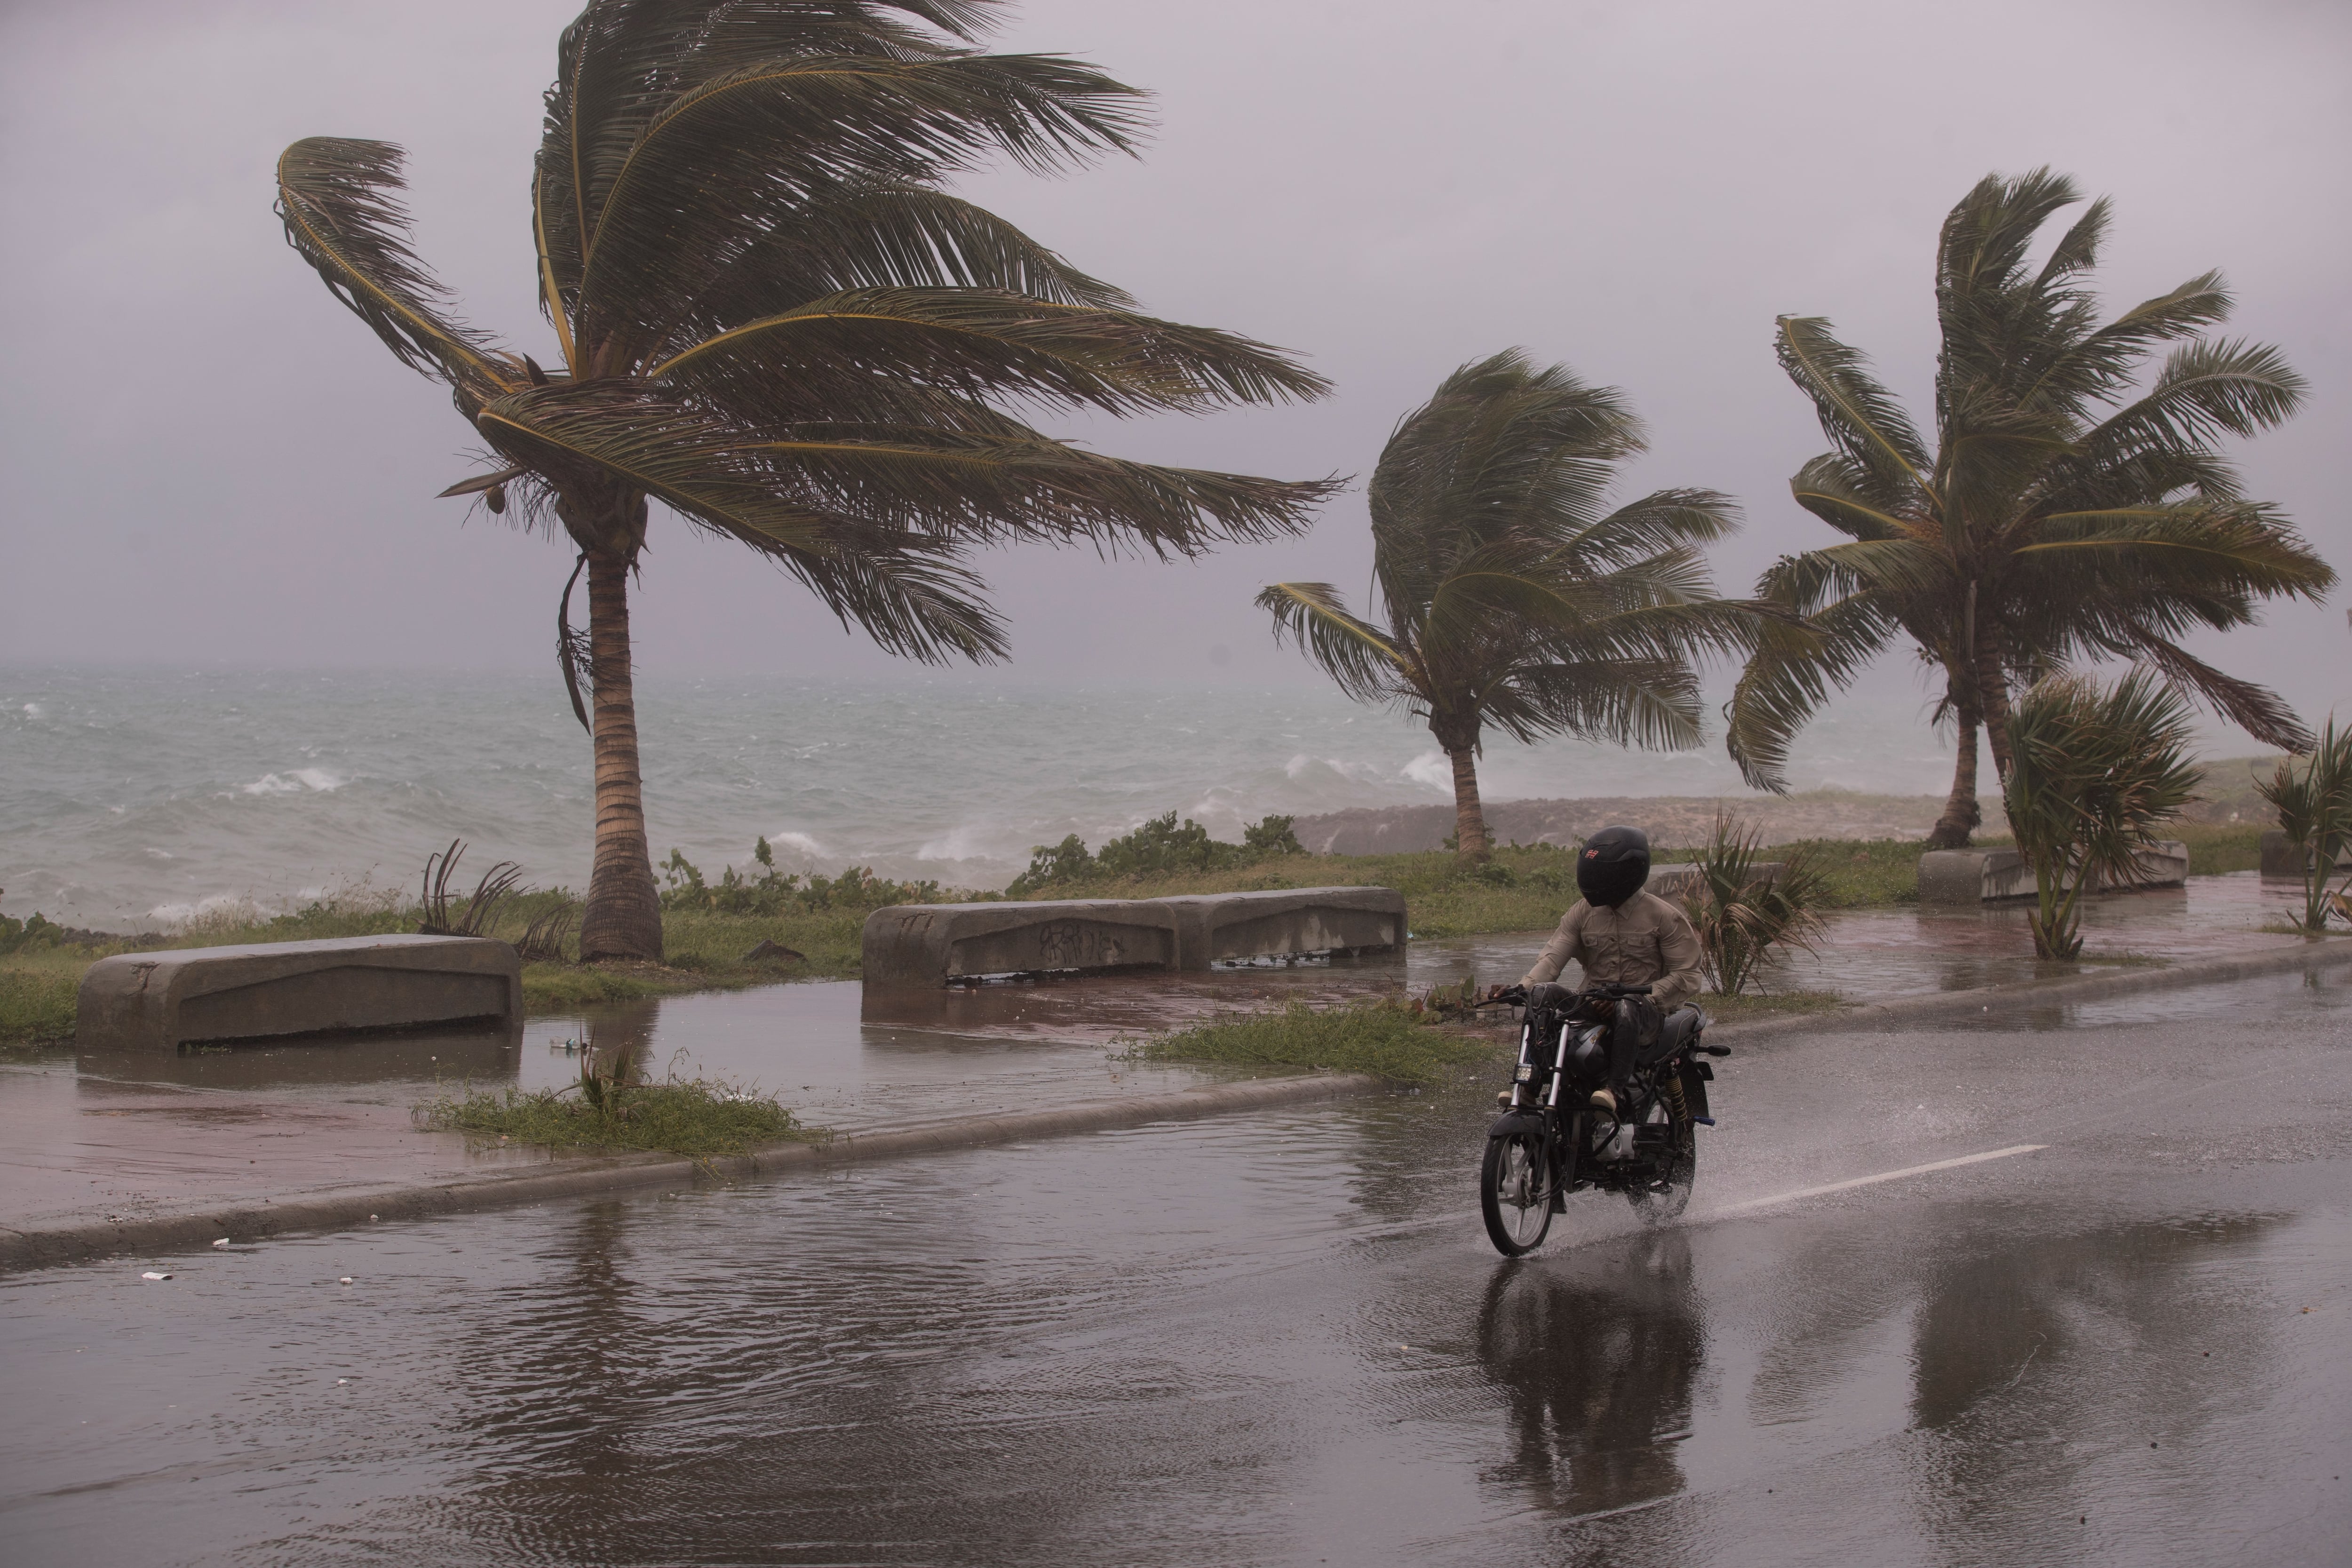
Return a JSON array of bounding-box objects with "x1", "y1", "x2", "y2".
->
[{"x1": 5, "y1": 966, "x2": 2349, "y2": 1566}]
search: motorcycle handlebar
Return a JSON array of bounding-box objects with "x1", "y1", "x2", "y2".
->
[{"x1": 1477, "y1": 981, "x2": 1653, "y2": 1008}]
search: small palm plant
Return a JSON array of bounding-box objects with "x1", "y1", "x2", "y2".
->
[
  {"x1": 2002, "y1": 670, "x2": 2199, "y2": 960},
  {"x1": 2254, "y1": 719, "x2": 2352, "y2": 931},
  {"x1": 1676, "y1": 815, "x2": 1830, "y2": 995},
  {"x1": 1258, "y1": 351, "x2": 1755, "y2": 862}
]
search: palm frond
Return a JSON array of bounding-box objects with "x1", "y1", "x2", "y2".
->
[
  {"x1": 650, "y1": 287, "x2": 1329, "y2": 416},
  {"x1": 574, "y1": 52, "x2": 1148, "y2": 347},
  {"x1": 736, "y1": 426, "x2": 1339, "y2": 555},
  {"x1": 274, "y1": 138, "x2": 515, "y2": 396},
  {"x1": 2066, "y1": 337, "x2": 2306, "y2": 472},
  {"x1": 1484, "y1": 658, "x2": 1703, "y2": 751},
  {"x1": 1255, "y1": 583, "x2": 1407, "y2": 707},
  {"x1": 1773, "y1": 315, "x2": 1935, "y2": 508},
  {"x1": 659, "y1": 182, "x2": 1135, "y2": 350},
  {"x1": 2015, "y1": 270, "x2": 2230, "y2": 414},
  {"x1": 535, "y1": 0, "x2": 998, "y2": 310},
  {"x1": 474, "y1": 384, "x2": 831, "y2": 552},
  {"x1": 1724, "y1": 590, "x2": 1900, "y2": 791},
  {"x1": 2017, "y1": 502, "x2": 2336, "y2": 605},
  {"x1": 1787, "y1": 455, "x2": 1922, "y2": 544}
]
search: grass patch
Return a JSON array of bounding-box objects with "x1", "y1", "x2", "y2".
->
[
  {"x1": 0, "y1": 964, "x2": 79, "y2": 1046},
  {"x1": 1127, "y1": 998, "x2": 1502, "y2": 1084},
  {"x1": 1694, "y1": 988, "x2": 1846, "y2": 1020},
  {"x1": 2169, "y1": 821, "x2": 2265, "y2": 876},
  {"x1": 416, "y1": 1074, "x2": 810, "y2": 1158}
]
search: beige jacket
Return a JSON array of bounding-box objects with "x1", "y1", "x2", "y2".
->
[{"x1": 1519, "y1": 890, "x2": 1703, "y2": 1010}]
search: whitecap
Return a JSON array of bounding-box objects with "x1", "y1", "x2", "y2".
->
[
  {"x1": 22, "y1": 703, "x2": 41, "y2": 717},
  {"x1": 148, "y1": 892, "x2": 258, "y2": 928},
  {"x1": 764, "y1": 830, "x2": 825, "y2": 860},
  {"x1": 1400, "y1": 751, "x2": 1454, "y2": 793},
  {"x1": 144, "y1": 848, "x2": 175, "y2": 860},
  {"x1": 915, "y1": 824, "x2": 998, "y2": 861},
  {"x1": 240, "y1": 768, "x2": 345, "y2": 796}
]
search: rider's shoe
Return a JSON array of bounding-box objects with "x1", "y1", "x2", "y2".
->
[{"x1": 1588, "y1": 1085, "x2": 1618, "y2": 1118}]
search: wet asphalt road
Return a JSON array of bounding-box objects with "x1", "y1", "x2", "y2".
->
[{"x1": 4, "y1": 967, "x2": 2350, "y2": 1567}]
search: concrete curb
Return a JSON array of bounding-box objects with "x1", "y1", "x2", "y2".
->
[
  {"x1": 0, "y1": 1070, "x2": 1380, "y2": 1275},
  {"x1": 1709, "y1": 937, "x2": 2352, "y2": 1047}
]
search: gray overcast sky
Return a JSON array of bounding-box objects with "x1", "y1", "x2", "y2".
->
[{"x1": 2, "y1": 0, "x2": 2346, "y2": 722}]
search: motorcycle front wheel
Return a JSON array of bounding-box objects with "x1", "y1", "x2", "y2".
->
[
  {"x1": 1480, "y1": 1128, "x2": 1554, "y2": 1256},
  {"x1": 1625, "y1": 1093, "x2": 1696, "y2": 1225}
]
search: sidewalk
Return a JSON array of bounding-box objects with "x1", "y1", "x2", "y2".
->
[{"x1": 1, "y1": 871, "x2": 2330, "y2": 1268}]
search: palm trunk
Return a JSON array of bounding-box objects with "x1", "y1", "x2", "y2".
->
[
  {"x1": 1975, "y1": 637, "x2": 2015, "y2": 783},
  {"x1": 1448, "y1": 747, "x2": 1492, "y2": 862},
  {"x1": 1926, "y1": 707, "x2": 1983, "y2": 850},
  {"x1": 577, "y1": 545, "x2": 664, "y2": 962}
]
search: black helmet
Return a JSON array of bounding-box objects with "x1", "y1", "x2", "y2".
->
[{"x1": 1575, "y1": 825, "x2": 1651, "y2": 908}]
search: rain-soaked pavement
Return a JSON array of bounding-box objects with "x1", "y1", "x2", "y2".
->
[{"x1": 3, "y1": 959, "x2": 2347, "y2": 1565}]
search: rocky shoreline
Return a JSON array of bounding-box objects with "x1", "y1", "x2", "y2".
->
[{"x1": 1289, "y1": 789, "x2": 1949, "y2": 856}]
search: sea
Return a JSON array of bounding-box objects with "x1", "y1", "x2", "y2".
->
[{"x1": 4, "y1": 664, "x2": 2001, "y2": 928}]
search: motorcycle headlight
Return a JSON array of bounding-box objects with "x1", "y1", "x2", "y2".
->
[{"x1": 1514, "y1": 1063, "x2": 1534, "y2": 1082}]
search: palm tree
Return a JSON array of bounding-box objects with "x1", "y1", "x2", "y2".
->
[
  {"x1": 274, "y1": 1, "x2": 1335, "y2": 960},
  {"x1": 1258, "y1": 351, "x2": 1750, "y2": 862},
  {"x1": 1727, "y1": 168, "x2": 2334, "y2": 847}
]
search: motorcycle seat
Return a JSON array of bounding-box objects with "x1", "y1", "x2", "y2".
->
[{"x1": 1645, "y1": 1004, "x2": 1706, "y2": 1065}]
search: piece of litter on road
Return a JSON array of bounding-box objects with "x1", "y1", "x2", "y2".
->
[
  {"x1": 339, "y1": 1276, "x2": 354, "y2": 1285},
  {"x1": 141, "y1": 1271, "x2": 170, "y2": 1281},
  {"x1": 212, "y1": 1238, "x2": 230, "y2": 1248},
  {"x1": 337, "y1": 1377, "x2": 350, "y2": 1385}
]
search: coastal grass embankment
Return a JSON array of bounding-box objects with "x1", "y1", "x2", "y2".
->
[{"x1": 0, "y1": 818, "x2": 2273, "y2": 1048}]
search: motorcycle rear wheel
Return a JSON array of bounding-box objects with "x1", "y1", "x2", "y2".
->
[{"x1": 1481, "y1": 1128, "x2": 1554, "y2": 1256}]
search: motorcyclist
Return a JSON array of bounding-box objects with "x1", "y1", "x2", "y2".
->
[{"x1": 1510, "y1": 826, "x2": 1701, "y2": 1122}]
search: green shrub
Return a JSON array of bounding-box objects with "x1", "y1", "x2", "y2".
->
[
  {"x1": 1008, "y1": 811, "x2": 1303, "y2": 895},
  {"x1": 659, "y1": 844, "x2": 953, "y2": 915},
  {"x1": 0, "y1": 912, "x2": 67, "y2": 956}
]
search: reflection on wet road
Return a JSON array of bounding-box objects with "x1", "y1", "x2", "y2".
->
[{"x1": 4, "y1": 968, "x2": 2349, "y2": 1566}]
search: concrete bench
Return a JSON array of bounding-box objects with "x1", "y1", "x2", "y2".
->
[
  {"x1": 76, "y1": 935, "x2": 522, "y2": 1052},
  {"x1": 1918, "y1": 842, "x2": 2188, "y2": 904},
  {"x1": 862, "y1": 899, "x2": 1182, "y2": 987},
  {"x1": 2259, "y1": 828, "x2": 2352, "y2": 880},
  {"x1": 862, "y1": 886, "x2": 1407, "y2": 987},
  {"x1": 1155, "y1": 886, "x2": 1406, "y2": 971}
]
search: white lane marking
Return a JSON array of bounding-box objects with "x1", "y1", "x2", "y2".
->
[{"x1": 1712, "y1": 1144, "x2": 2047, "y2": 1217}]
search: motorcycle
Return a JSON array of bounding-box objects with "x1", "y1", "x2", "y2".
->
[{"x1": 1474, "y1": 981, "x2": 1730, "y2": 1256}]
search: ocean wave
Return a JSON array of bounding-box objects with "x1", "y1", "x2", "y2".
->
[
  {"x1": 1400, "y1": 751, "x2": 1455, "y2": 793},
  {"x1": 762, "y1": 829, "x2": 826, "y2": 862},
  {"x1": 239, "y1": 768, "x2": 346, "y2": 796},
  {"x1": 146, "y1": 892, "x2": 263, "y2": 928}
]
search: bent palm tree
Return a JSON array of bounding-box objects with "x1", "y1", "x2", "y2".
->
[
  {"x1": 1260, "y1": 351, "x2": 1749, "y2": 861},
  {"x1": 275, "y1": 1, "x2": 1335, "y2": 959},
  {"x1": 1727, "y1": 168, "x2": 2333, "y2": 847}
]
